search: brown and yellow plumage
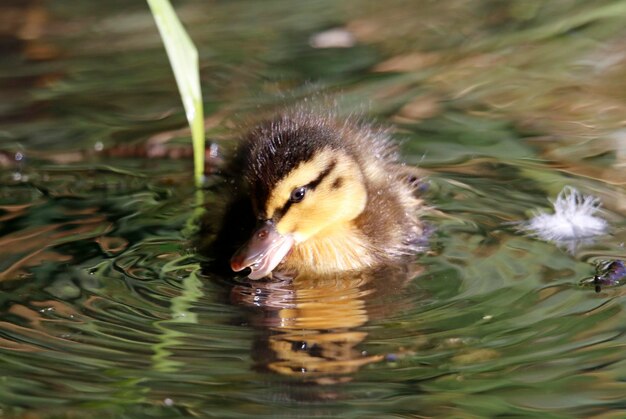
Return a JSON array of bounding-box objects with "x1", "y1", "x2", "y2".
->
[{"x1": 216, "y1": 109, "x2": 425, "y2": 279}]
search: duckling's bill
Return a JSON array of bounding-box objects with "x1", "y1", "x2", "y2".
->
[{"x1": 230, "y1": 221, "x2": 294, "y2": 279}]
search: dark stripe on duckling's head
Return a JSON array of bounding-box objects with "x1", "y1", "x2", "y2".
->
[
  {"x1": 306, "y1": 159, "x2": 337, "y2": 190},
  {"x1": 331, "y1": 177, "x2": 343, "y2": 189},
  {"x1": 240, "y1": 113, "x2": 345, "y2": 211},
  {"x1": 272, "y1": 159, "x2": 337, "y2": 221}
]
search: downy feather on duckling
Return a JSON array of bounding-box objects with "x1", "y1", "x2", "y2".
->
[{"x1": 212, "y1": 109, "x2": 425, "y2": 279}]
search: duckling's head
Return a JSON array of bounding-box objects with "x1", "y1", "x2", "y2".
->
[{"x1": 230, "y1": 113, "x2": 371, "y2": 279}]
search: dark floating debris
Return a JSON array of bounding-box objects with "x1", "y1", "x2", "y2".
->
[{"x1": 581, "y1": 260, "x2": 626, "y2": 293}]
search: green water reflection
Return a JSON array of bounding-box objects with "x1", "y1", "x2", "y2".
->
[{"x1": 0, "y1": 0, "x2": 625, "y2": 417}]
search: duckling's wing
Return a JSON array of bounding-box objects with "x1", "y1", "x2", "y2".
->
[{"x1": 394, "y1": 164, "x2": 429, "y2": 193}]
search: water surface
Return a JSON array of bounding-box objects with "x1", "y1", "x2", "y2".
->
[{"x1": 1, "y1": 1, "x2": 625, "y2": 417}]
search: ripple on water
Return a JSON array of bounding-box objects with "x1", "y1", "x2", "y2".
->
[{"x1": 0, "y1": 149, "x2": 624, "y2": 418}]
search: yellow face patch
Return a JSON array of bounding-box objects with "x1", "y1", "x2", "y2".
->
[{"x1": 266, "y1": 148, "x2": 367, "y2": 242}]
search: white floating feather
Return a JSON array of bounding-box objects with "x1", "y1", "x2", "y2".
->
[{"x1": 522, "y1": 187, "x2": 608, "y2": 246}]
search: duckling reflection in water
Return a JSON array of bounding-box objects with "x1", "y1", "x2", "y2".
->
[
  {"x1": 221, "y1": 109, "x2": 426, "y2": 279},
  {"x1": 231, "y1": 264, "x2": 423, "y2": 384}
]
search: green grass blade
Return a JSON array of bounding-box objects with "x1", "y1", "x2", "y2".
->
[{"x1": 147, "y1": 0, "x2": 205, "y2": 186}]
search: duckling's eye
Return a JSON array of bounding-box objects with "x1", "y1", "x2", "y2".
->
[{"x1": 290, "y1": 186, "x2": 306, "y2": 203}]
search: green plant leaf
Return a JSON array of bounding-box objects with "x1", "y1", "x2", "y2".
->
[{"x1": 147, "y1": 0, "x2": 204, "y2": 186}]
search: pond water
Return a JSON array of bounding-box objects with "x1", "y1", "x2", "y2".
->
[{"x1": 1, "y1": 0, "x2": 625, "y2": 417}]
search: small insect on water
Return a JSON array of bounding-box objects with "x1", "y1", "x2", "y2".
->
[{"x1": 582, "y1": 260, "x2": 626, "y2": 293}]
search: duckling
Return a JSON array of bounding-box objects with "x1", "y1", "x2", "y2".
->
[{"x1": 221, "y1": 109, "x2": 425, "y2": 279}]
